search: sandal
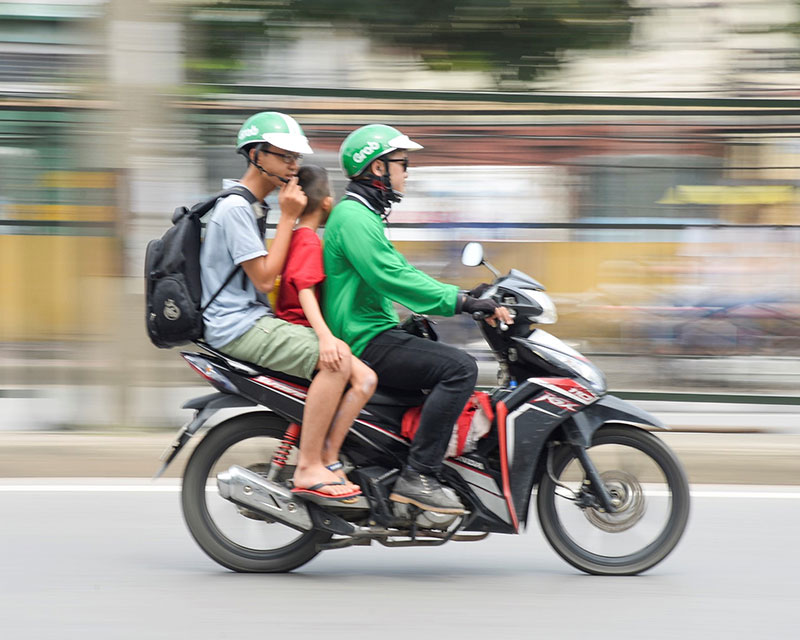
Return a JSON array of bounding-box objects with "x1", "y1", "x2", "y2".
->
[
  {"x1": 326, "y1": 461, "x2": 359, "y2": 490},
  {"x1": 290, "y1": 481, "x2": 362, "y2": 501}
]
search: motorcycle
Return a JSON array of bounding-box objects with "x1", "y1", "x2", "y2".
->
[{"x1": 157, "y1": 242, "x2": 690, "y2": 576}]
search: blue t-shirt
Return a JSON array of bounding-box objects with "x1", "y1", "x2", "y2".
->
[{"x1": 200, "y1": 182, "x2": 271, "y2": 348}]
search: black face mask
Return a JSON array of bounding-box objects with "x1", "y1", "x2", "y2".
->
[{"x1": 345, "y1": 178, "x2": 394, "y2": 220}]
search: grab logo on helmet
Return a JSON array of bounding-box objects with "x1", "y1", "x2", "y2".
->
[
  {"x1": 352, "y1": 141, "x2": 381, "y2": 164},
  {"x1": 238, "y1": 125, "x2": 259, "y2": 140}
]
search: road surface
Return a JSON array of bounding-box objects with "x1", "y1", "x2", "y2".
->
[{"x1": 0, "y1": 480, "x2": 796, "y2": 639}]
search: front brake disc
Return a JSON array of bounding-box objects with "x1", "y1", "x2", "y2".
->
[{"x1": 584, "y1": 469, "x2": 647, "y2": 533}]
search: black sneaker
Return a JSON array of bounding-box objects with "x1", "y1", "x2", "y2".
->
[{"x1": 389, "y1": 468, "x2": 466, "y2": 514}]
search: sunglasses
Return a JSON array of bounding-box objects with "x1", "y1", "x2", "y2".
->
[{"x1": 384, "y1": 157, "x2": 409, "y2": 171}]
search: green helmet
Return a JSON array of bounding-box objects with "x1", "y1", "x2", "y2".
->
[
  {"x1": 339, "y1": 124, "x2": 422, "y2": 178},
  {"x1": 236, "y1": 111, "x2": 313, "y2": 155}
]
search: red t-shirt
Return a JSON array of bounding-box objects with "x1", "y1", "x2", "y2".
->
[{"x1": 275, "y1": 227, "x2": 325, "y2": 327}]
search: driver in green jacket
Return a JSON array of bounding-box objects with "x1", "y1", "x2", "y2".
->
[{"x1": 323, "y1": 124, "x2": 512, "y2": 514}]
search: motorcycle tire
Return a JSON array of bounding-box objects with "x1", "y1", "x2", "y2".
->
[
  {"x1": 537, "y1": 425, "x2": 690, "y2": 576},
  {"x1": 181, "y1": 413, "x2": 331, "y2": 573}
]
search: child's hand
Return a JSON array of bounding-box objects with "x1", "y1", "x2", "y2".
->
[{"x1": 318, "y1": 334, "x2": 345, "y2": 371}]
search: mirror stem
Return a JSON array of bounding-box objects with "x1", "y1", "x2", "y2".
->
[{"x1": 483, "y1": 259, "x2": 502, "y2": 279}]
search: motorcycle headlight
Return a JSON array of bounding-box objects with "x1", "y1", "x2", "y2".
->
[
  {"x1": 522, "y1": 289, "x2": 558, "y2": 324},
  {"x1": 536, "y1": 344, "x2": 607, "y2": 395},
  {"x1": 546, "y1": 350, "x2": 607, "y2": 394}
]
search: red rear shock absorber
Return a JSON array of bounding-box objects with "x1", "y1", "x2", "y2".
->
[{"x1": 266, "y1": 422, "x2": 301, "y2": 481}]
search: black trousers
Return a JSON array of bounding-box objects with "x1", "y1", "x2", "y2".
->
[{"x1": 360, "y1": 329, "x2": 478, "y2": 474}]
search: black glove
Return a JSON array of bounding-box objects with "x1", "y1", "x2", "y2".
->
[
  {"x1": 467, "y1": 283, "x2": 492, "y2": 298},
  {"x1": 461, "y1": 295, "x2": 499, "y2": 317}
]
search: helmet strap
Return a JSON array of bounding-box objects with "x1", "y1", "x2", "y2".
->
[
  {"x1": 243, "y1": 144, "x2": 288, "y2": 185},
  {"x1": 379, "y1": 158, "x2": 403, "y2": 204}
]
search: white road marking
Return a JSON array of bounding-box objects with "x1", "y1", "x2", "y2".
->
[
  {"x1": 0, "y1": 481, "x2": 798, "y2": 498},
  {"x1": 0, "y1": 484, "x2": 181, "y2": 492},
  {"x1": 690, "y1": 490, "x2": 800, "y2": 499}
]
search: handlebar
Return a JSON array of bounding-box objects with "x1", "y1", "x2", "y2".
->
[{"x1": 472, "y1": 311, "x2": 508, "y2": 332}]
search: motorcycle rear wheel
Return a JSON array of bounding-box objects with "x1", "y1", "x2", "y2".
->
[
  {"x1": 181, "y1": 413, "x2": 330, "y2": 573},
  {"x1": 537, "y1": 425, "x2": 690, "y2": 576}
]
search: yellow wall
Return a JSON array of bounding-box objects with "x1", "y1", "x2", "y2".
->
[
  {"x1": 0, "y1": 235, "x2": 120, "y2": 341},
  {"x1": 2, "y1": 235, "x2": 797, "y2": 342}
]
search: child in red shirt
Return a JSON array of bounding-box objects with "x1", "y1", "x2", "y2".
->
[{"x1": 276, "y1": 165, "x2": 377, "y2": 497}]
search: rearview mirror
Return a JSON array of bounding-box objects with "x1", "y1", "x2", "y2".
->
[{"x1": 461, "y1": 242, "x2": 484, "y2": 268}]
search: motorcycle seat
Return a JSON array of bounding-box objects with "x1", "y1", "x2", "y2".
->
[
  {"x1": 366, "y1": 387, "x2": 427, "y2": 407},
  {"x1": 194, "y1": 340, "x2": 427, "y2": 408},
  {"x1": 192, "y1": 340, "x2": 311, "y2": 388}
]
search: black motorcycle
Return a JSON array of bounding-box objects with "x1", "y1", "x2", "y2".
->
[{"x1": 157, "y1": 242, "x2": 690, "y2": 576}]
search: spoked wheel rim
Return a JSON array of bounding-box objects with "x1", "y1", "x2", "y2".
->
[
  {"x1": 182, "y1": 415, "x2": 330, "y2": 572},
  {"x1": 538, "y1": 425, "x2": 690, "y2": 575},
  {"x1": 201, "y1": 432, "x2": 308, "y2": 553},
  {"x1": 553, "y1": 447, "x2": 670, "y2": 556}
]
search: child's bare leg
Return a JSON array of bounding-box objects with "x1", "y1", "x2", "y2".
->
[
  {"x1": 292, "y1": 359, "x2": 353, "y2": 496},
  {"x1": 323, "y1": 357, "x2": 378, "y2": 488}
]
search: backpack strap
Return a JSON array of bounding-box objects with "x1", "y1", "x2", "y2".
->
[
  {"x1": 198, "y1": 185, "x2": 262, "y2": 312},
  {"x1": 201, "y1": 264, "x2": 244, "y2": 313},
  {"x1": 190, "y1": 184, "x2": 258, "y2": 217}
]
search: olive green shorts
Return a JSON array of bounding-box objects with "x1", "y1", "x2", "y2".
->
[{"x1": 219, "y1": 315, "x2": 319, "y2": 380}]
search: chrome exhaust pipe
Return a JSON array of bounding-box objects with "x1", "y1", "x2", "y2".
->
[{"x1": 216, "y1": 465, "x2": 312, "y2": 531}]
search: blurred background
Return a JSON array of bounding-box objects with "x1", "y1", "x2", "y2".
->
[{"x1": 2, "y1": 0, "x2": 800, "y2": 430}]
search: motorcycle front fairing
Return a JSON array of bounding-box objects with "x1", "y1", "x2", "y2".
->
[{"x1": 493, "y1": 379, "x2": 668, "y2": 530}]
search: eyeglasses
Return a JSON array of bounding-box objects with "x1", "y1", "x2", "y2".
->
[
  {"x1": 261, "y1": 149, "x2": 302, "y2": 165},
  {"x1": 384, "y1": 157, "x2": 409, "y2": 171}
]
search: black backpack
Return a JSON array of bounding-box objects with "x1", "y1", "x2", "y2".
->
[{"x1": 145, "y1": 186, "x2": 258, "y2": 348}]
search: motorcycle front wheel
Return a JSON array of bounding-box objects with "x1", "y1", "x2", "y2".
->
[
  {"x1": 181, "y1": 413, "x2": 330, "y2": 573},
  {"x1": 537, "y1": 425, "x2": 690, "y2": 576}
]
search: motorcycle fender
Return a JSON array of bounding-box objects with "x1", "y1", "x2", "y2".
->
[
  {"x1": 153, "y1": 392, "x2": 257, "y2": 478},
  {"x1": 564, "y1": 394, "x2": 667, "y2": 449},
  {"x1": 513, "y1": 395, "x2": 667, "y2": 528}
]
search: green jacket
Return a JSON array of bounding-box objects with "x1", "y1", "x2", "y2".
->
[{"x1": 323, "y1": 198, "x2": 459, "y2": 356}]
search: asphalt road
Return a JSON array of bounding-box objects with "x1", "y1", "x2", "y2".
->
[{"x1": 0, "y1": 482, "x2": 797, "y2": 640}]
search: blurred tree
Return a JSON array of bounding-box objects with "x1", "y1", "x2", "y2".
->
[
  {"x1": 187, "y1": 0, "x2": 640, "y2": 86},
  {"x1": 286, "y1": 0, "x2": 639, "y2": 83}
]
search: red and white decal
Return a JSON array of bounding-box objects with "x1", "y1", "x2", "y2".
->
[
  {"x1": 529, "y1": 377, "x2": 597, "y2": 404},
  {"x1": 253, "y1": 375, "x2": 308, "y2": 400},
  {"x1": 533, "y1": 391, "x2": 579, "y2": 412},
  {"x1": 495, "y1": 402, "x2": 520, "y2": 533},
  {"x1": 352, "y1": 418, "x2": 408, "y2": 444}
]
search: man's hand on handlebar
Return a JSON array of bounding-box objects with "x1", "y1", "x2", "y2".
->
[
  {"x1": 487, "y1": 305, "x2": 514, "y2": 328},
  {"x1": 460, "y1": 295, "x2": 514, "y2": 328}
]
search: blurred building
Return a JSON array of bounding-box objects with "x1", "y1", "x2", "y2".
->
[
  {"x1": 536, "y1": 0, "x2": 800, "y2": 95},
  {"x1": 2, "y1": 0, "x2": 800, "y2": 429}
]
